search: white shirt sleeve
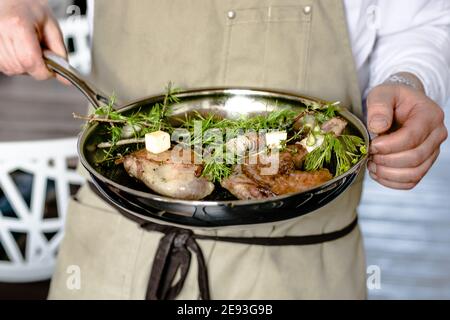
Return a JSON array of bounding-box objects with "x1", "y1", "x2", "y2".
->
[{"x1": 367, "y1": 0, "x2": 450, "y2": 105}]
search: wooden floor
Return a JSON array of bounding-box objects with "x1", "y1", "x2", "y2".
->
[
  {"x1": 0, "y1": 75, "x2": 86, "y2": 141},
  {"x1": 0, "y1": 74, "x2": 449, "y2": 299}
]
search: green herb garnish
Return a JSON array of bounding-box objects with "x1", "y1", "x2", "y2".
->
[{"x1": 304, "y1": 133, "x2": 367, "y2": 177}]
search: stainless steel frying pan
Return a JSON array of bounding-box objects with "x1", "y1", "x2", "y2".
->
[{"x1": 44, "y1": 51, "x2": 370, "y2": 227}]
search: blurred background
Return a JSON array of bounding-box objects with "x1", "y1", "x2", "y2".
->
[{"x1": 0, "y1": 0, "x2": 449, "y2": 300}]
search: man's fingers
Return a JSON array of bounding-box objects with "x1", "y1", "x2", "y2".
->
[
  {"x1": 366, "y1": 85, "x2": 396, "y2": 134},
  {"x1": 368, "y1": 149, "x2": 440, "y2": 184},
  {"x1": 1, "y1": 36, "x2": 23, "y2": 72},
  {"x1": 13, "y1": 24, "x2": 52, "y2": 80},
  {"x1": 366, "y1": 81, "x2": 446, "y2": 190},
  {"x1": 370, "y1": 105, "x2": 439, "y2": 154},
  {"x1": 43, "y1": 16, "x2": 67, "y2": 58},
  {"x1": 368, "y1": 172, "x2": 417, "y2": 190},
  {"x1": 0, "y1": 36, "x2": 19, "y2": 74},
  {"x1": 0, "y1": 0, "x2": 67, "y2": 81},
  {"x1": 43, "y1": 17, "x2": 71, "y2": 85},
  {"x1": 372, "y1": 126, "x2": 447, "y2": 168}
]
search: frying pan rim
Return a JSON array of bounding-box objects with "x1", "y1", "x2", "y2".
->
[{"x1": 78, "y1": 87, "x2": 369, "y2": 207}]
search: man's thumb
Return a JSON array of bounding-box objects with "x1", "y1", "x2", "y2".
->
[{"x1": 366, "y1": 85, "x2": 395, "y2": 134}]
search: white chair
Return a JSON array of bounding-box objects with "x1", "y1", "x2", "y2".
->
[
  {"x1": 0, "y1": 138, "x2": 84, "y2": 282},
  {"x1": 59, "y1": 15, "x2": 91, "y2": 75}
]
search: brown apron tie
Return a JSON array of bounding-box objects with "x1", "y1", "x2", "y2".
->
[
  {"x1": 140, "y1": 223, "x2": 210, "y2": 300},
  {"x1": 139, "y1": 217, "x2": 357, "y2": 301},
  {"x1": 87, "y1": 182, "x2": 358, "y2": 300}
]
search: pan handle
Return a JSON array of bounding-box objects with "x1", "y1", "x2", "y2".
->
[{"x1": 43, "y1": 50, "x2": 111, "y2": 109}]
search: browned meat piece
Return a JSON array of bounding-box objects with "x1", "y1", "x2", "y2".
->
[
  {"x1": 265, "y1": 169, "x2": 332, "y2": 194},
  {"x1": 242, "y1": 156, "x2": 332, "y2": 195},
  {"x1": 285, "y1": 144, "x2": 308, "y2": 169},
  {"x1": 243, "y1": 145, "x2": 308, "y2": 181},
  {"x1": 221, "y1": 146, "x2": 306, "y2": 201},
  {"x1": 321, "y1": 117, "x2": 348, "y2": 135},
  {"x1": 224, "y1": 161, "x2": 332, "y2": 200},
  {"x1": 220, "y1": 166, "x2": 275, "y2": 200},
  {"x1": 221, "y1": 145, "x2": 332, "y2": 200},
  {"x1": 123, "y1": 149, "x2": 215, "y2": 200}
]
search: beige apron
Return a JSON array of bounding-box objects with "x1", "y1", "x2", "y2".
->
[{"x1": 49, "y1": 0, "x2": 367, "y2": 299}]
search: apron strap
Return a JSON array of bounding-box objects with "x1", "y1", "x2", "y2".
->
[{"x1": 194, "y1": 217, "x2": 358, "y2": 246}]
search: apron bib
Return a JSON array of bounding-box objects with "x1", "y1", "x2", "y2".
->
[{"x1": 49, "y1": 0, "x2": 367, "y2": 299}]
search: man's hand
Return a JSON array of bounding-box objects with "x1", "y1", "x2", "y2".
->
[
  {"x1": 366, "y1": 78, "x2": 448, "y2": 190},
  {"x1": 0, "y1": 0, "x2": 67, "y2": 82}
]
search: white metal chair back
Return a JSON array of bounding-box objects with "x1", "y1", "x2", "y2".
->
[
  {"x1": 59, "y1": 15, "x2": 91, "y2": 75},
  {"x1": 0, "y1": 138, "x2": 84, "y2": 282}
]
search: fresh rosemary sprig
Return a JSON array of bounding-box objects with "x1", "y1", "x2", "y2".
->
[
  {"x1": 82, "y1": 83, "x2": 181, "y2": 163},
  {"x1": 180, "y1": 108, "x2": 299, "y2": 140},
  {"x1": 201, "y1": 147, "x2": 234, "y2": 183},
  {"x1": 301, "y1": 101, "x2": 341, "y2": 125},
  {"x1": 304, "y1": 133, "x2": 367, "y2": 177}
]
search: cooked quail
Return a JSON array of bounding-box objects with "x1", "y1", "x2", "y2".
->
[
  {"x1": 123, "y1": 149, "x2": 215, "y2": 200},
  {"x1": 221, "y1": 145, "x2": 332, "y2": 200}
]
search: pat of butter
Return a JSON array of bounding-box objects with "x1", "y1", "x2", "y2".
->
[
  {"x1": 145, "y1": 131, "x2": 171, "y2": 154},
  {"x1": 265, "y1": 131, "x2": 288, "y2": 149},
  {"x1": 300, "y1": 134, "x2": 325, "y2": 153}
]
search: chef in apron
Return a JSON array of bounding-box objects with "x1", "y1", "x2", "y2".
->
[{"x1": 0, "y1": 0, "x2": 448, "y2": 299}]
